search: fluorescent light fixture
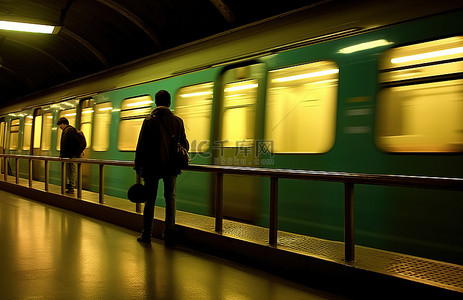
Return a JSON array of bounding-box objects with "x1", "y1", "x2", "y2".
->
[
  {"x1": 65, "y1": 113, "x2": 77, "y2": 117},
  {"x1": 224, "y1": 83, "x2": 258, "y2": 92},
  {"x1": 272, "y1": 69, "x2": 339, "y2": 83},
  {"x1": 127, "y1": 100, "x2": 152, "y2": 107},
  {"x1": 82, "y1": 110, "x2": 94, "y2": 114},
  {"x1": 180, "y1": 91, "x2": 213, "y2": 98},
  {"x1": 0, "y1": 20, "x2": 58, "y2": 34},
  {"x1": 98, "y1": 107, "x2": 113, "y2": 111},
  {"x1": 339, "y1": 39, "x2": 393, "y2": 54},
  {"x1": 391, "y1": 46, "x2": 463, "y2": 64}
]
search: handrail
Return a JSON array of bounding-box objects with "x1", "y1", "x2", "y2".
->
[
  {"x1": 1, "y1": 154, "x2": 462, "y2": 190},
  {"x1": 1, "y1": 153, "x2": 462, "y2": 262}
]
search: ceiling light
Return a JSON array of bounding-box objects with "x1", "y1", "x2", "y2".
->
[
  {"x1": 272, "y1": 69, "x2": 339, "y2": 83},
  {"x1": 339, "y1": 39, "x2": 393, "y2": 54},
  {"x1": 126, "y1": 100, "x2": 152, "y2": 107},
  {"x1": 391, "y1": 46, "x2": 463, "y2": 64},
  {"x1": 0, "y1": 20, "x2": 59, "y2": 34},
  {"x1": 224, "y1": 83, "x2": 258, "y2": 92},
  {"x1": 180, "y1": 91, "x2": 213, "y2": 98}
]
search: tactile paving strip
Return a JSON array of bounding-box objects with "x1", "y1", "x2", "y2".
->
[{"x1": 173, "y1": 210, "x2": 463, "y2": 293}]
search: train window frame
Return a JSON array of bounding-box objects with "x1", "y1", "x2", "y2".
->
[
  {"x1": 0, "y1": 118, "x2": 6, "y2": 149},
  {"x1": 221, "y1": 78, "x2": 258, "y2": 148},
  {"x1": 93, "y1": 102, "x2": 113, "y2": 152},
  {"x1": 8, "y1": 118, "x2": 20, "y2": 150},
  {"x1": 376, "y1": 36, "x2": 463, "y2": 153},
  {"x1": 41, "y1": 112, "x2": 54, "y2": 151},
  {"x1": 118, "y1": 95, "x2": 153, "y2": 152},
  {"x1": 22, "y1": 115, "x2": 33, "y2": 151},
  {"x1": 174, "y1": 82, "x2": 213, "y2": 153},
  {"x1": 80, "y1": 98, "x2": 94, "y2": 150},
  {"x1": 265, "y1": 60, "x2": 339, "y2": 154}
]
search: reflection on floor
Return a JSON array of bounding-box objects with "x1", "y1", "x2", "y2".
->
[{"x1": 0, "y1": 190, "x2": 347, "y2": 299}]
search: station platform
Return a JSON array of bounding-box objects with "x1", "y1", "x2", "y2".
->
[
  {"x1": 0, "y1": 190, "x2": 346, "y2": 299},
  {"x1": 0, "y1": 175, "x2": 462, "y2": 299}
]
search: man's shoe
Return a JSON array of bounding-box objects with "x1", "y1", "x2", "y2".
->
[
  {"x1": 66, "y1": 188, "x2": 74, "y2": 194},
  {"x1": 137, "y1": 235, "x2": 151, "y2": 243}
]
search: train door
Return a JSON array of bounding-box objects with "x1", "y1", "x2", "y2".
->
[
  {"x1": 214, "y1": 63, "x2": 266, "y2": 223},
  {"x1": 22, "y1": 114, "x2": 33, "y2": 154},
  {"x1": 33, "y1": 109, "x2": 53, "y2": 180},
  {"x1": 79, "y1": 98, "x2": 94, "y2": 189},
  {"x1": 0, "y1": 117, "x2": 5, "y2": 174},
  {"x1": 31, "y1": 109, "x2": 42, "y2": 180}
]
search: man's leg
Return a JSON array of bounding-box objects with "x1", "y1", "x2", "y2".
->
[
  {"x1": 138, "y1": 177, "x2": 160, "y2": 243},
  {"x1": 163, "y1": 175, "x2": 177, "y2": 244},
  {"x1": 66, "y1": 162, "x2": 77, "y2": 192}
]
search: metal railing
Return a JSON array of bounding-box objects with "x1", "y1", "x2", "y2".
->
[{"x1": 1, "y1": 153, "x2": 462, "y2": 262}]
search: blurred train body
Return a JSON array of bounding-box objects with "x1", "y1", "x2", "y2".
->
[{"x1": 0, "y1": 1, "x2": 462, "y2": 264}]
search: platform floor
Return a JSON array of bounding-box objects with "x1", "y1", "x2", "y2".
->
[
  {"x1": 1, "y1": 174, "x2": 463, "y2": 299},
  {"x1": 0, "y1": 190, "x2": 350, "y2": 299}
]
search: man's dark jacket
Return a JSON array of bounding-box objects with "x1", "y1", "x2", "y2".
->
[
  {"x1": 134, "y1": 107, "x2": 189, "y2": 178},
  {"x1": 60, "y1": 125, "x2": 80, "y2": 158}
]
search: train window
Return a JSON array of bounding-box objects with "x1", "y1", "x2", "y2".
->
[
  {"x1": 22, "y1": 115, "x2": 33, "y2": 150},
  {"x1": 80, "y1": 99, "x2": 94, "y2": 149},
  {"x1": 93, "y1": 102, "x2": 112, "y2": 151},
  {"x1": 9, "y1": 119, "x2": 20, "y2": 150},
  {"x1": 118, "y1": 95, "x2": 152, "y2": 151},
  {"x1": 265, "y1": 61, "x2": 339, "y2": 153},
  {"x1": 41, "y1": 113, "x2": 53, "y2": 151},
  {"x1": 56, "y1": 109, "x2": 76, "y2": 151},
  {"x1": 221, "y1": 79, "x2": 258, "y2": 147},
  {"x1": 175, "y1": 82, "x2": 213, "y2": 152},
  {"x1": 377, "y1": 36, "x2": 463, "y2": 152},
  {"x1": 33, "y1": 115, "x2": 42, "y2": 148},
  {"x1": 0, "y1": 119, "x2": 5, "y2": 149}
]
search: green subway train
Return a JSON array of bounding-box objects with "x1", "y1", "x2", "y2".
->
[{"x1": 0, "y1": 1, "x2": 462, "y2": 265}]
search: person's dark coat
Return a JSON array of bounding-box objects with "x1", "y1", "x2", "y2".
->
[
  {"x1": 60, "y1": 125, "x2": 81, "y2": 158},
  {"x1": 134, "y1": 107, "x2": 189, "y2": 178}
]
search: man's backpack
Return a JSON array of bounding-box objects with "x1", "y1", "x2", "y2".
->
[{"x1": 76, "y1": 130, "x2": 87, "y2": 155}]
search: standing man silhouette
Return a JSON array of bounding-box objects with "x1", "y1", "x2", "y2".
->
[
  {"x1": 134, "y1": 90, "x2": 189, "y2": 245},
  {"x1": 57, "y1": 117, "x2": 80, "y2": 193}
]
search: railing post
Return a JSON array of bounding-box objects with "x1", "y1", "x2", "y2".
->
[
  {"x1": 15, "y1": 158, "x2": 19, "y2": 184},
  {"x1": 269, "y1": 177, "x2": 279, "y2": 246},
  {"x1": 99, "y1": 164, "x2": 104, "y2": 204},
  {"x1": 136, "y1": 174, "x2": 142, "y2": 213},
  {"x1": 4, "y1": 157, "x2": 7, "y2": 181},
  {"x1": 344, "y1": 182, "x2": 355, "y2": 262},
  {"x1": 77, "y1": 162, "x2": 82, "y2": 199},
  {"x1": 28, "y1": 159, "x2": 33, "y2": 188},
  {"x1": 61, "y1": 161, "x2": 66, "y2": 195},
  {"x1": 44, "y1": 160, "x2": 49, "y2": 192},
  {"x1": 215, "y1": 172, "x2": 223, "y2": 233}
]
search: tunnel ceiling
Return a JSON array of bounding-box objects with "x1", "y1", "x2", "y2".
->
[{"x1": 0, "y1": 0, "x2": 326, "y2": 107}]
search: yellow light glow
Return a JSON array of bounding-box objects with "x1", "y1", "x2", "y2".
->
[
  {"x1": 272, "y1": 69, "x2": 339, "y2": 83},
  {"x1": 391, "y1": 46, "x2": 463, "y2": 64},
  {"x1": 65, "y1": 113, "x2": 76, "y2": 117},
  {"x1": 224, "y1": 83, "x2": 258, "y2": 92},
  {"x1": 339, "y1": 39, "x2": 393, "y2": 54},
  {"x1": 98, "y1": 107, "x2": 113, "y2": 111},
  {"x1": 0, "y1": 20, "x2": 56, "y2": 34},
  {"x1": 126, "y1": 100, "x2": 152, "y2": 107},
  {"x1": 82, "y1": 110, "x2": 94, "y2": 114},
  {"x1": 180, "y1": 91, "x2": 213, "y2": 98}
]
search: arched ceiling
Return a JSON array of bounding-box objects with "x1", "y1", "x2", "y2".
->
[{"x1": 0, "y1": 0, "x2": 324, "y2": 106}]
